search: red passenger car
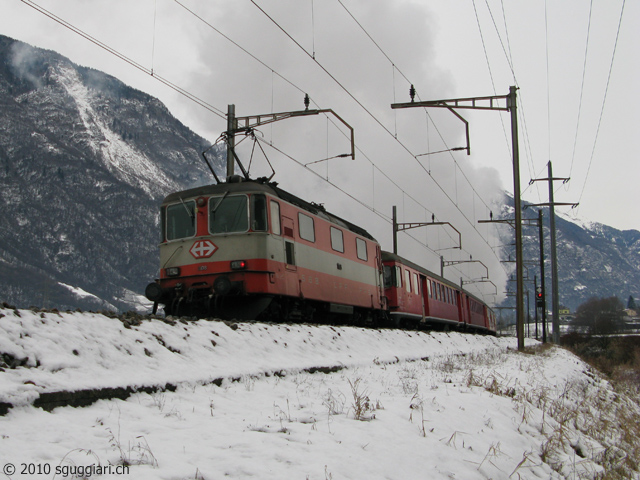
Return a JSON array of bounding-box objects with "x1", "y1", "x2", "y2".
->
[{"x1": 382, "y1": 252, "x2": 495, "y2": 333}]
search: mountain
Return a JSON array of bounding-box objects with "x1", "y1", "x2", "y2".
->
[
  {"x1": 0, "y1": 35, "x2": 223, "y2": 311},
  {"x1": 498, "y1": 195, "x2": 640, "y2": 312},
  {"x1": 0, "y1": 35, "x2": 637, "y2": 314}
]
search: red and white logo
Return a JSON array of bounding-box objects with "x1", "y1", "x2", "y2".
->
[{"x1": 189, "y1": 240, "x2": 218, "y2": 259}]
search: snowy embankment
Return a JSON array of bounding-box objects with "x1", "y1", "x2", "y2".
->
[
  {"x1": 1, "y1": 306, "x2": 639, "y2": 480},
  {"x1": 0, "y1": 307, "x2": 522, "y2": 408}
]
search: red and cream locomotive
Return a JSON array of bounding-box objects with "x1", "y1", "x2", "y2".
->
[
  {"x1": 145, "y1": 176, "x2": 496, "y2": 334},
  {"x1": 145, "y1": 176, "x2": 385, "y2": 323}
]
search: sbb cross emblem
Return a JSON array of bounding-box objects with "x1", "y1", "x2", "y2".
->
[{"x1": 189, "y1": 240, "x2": 218, "y2": 259}]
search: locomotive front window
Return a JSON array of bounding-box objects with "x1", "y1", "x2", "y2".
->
[
  {"x1": 166, "y1": 200, "x2": 196, "y2": 240},
  {"x1": 270, "y1": 201, "x2": 281, "y2": 235},
  {"x1": 251, "y1": 194, "x2": 268, "y2": 232},
  {"x1": 210, "y1": 195, "x2": 249, "y2": 234}
]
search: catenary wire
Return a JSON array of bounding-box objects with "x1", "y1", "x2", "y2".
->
[
  {"x1": 21, "y1": 0, "x2": 505, "y2": 297},
  {"x1": 568, "y1": 0, "x2": 594, "y2": 180},
  {"x1": 248, "y1": 1, "x2": 505, "y2": 265},
  {"x1": 19, "y1": 0, "x2": 227, "y2": 120},
  {"x1": 577, "y1": 0, "x2": 626, "y2": 205}
]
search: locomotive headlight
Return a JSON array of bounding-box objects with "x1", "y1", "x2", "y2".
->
[
  {"x1": 165, "y1": 267, "x2": 181, "y2": 277},
  {"x1": 230, "y1": 260, "x2": 247, "y2": 270}
]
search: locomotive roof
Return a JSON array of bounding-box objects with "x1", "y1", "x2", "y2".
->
[
  {"x1": 163, "y1": 179, "x2": 377, "y2": 241},
  {"x1": 381, "y1": 251, "x2": 492, "y2": 309}
]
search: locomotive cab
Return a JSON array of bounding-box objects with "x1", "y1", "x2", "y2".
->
[
  {"x1": 146, "y1": 179, "x2": 385, "y2": 321},
  {"x1": 146, "y1": 181, "x2": 278, "y2": 319}
]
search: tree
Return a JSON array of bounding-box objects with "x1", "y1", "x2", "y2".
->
[
  {"x1": 627, "y1": 295, "x2": 637, "y2": 310},
  {"x1": 571, "y1": 296, "x2": 625, "y2": 336}
]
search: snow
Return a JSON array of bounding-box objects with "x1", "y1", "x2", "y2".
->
[
  {"x1": 0, "y1": 306, "x2": 638, "y2": 479},
  {"x1": 51, "y1": 63, "x2": 176, "y2": 197},
  {"x1": 59, "y1": 283, "x2": 101, "y2": 301}
]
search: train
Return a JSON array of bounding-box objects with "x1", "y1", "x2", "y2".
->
[{"x1": 145, "y1": 176, "x2": 496, "y2": 334}]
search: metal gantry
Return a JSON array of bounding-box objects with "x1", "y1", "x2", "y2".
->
[
  {"x1": 392, "y1": 86, "x2": 526, "y2": 350},
  {"x1": 219, "y1": 97, "x2": 355, "y2": 182},
  {"x1": 391, "y1": 206, "x2": 461, "y2": 255}
]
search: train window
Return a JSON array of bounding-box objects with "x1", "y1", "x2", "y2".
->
[
  {"x1": 270, "y1": 201, "x2": 281, "y2": 235},
  {"x1": 166, "y1": 200, "x2": 195, "y2": 240},
  {"x1": 437, "y1": 283, "x2": 442, "y2": 302},
  {"x1": 395, "y1": 266, "x2": 402, "y2": 288},
  {"x1": 210, "y1": 195, "x2": 248, "y2": 234},
  {"x1": 383, "y1": 266, "x2": 393, "y2": 288},
  {"x1": 285, "y1": 241, "x2": 295, "y2": 266},
  {"x1": 251, "y1": 194, "x2": 268, "y2": 231},
  {"x1": 330, "y1": 227, "x2": 344, "y2": 253},
  {"x1": 413, "y1": 273, "x2": 420, "y2": 294},
  {"x1": 298, "y1": 213, "x2": 315, "y2": 242},
  {"x1": 356, "y1": 238, "x2": 368, "y2": 261},
  {"x1": 404, "y1": 269, "x2": 411, "y2": 293},
  {"x1": 160, "y1": 206, "x2": 166, "y2": 242}
]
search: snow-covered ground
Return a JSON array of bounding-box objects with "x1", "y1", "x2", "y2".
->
[{"x1": 0, "y1": 306, "x2": 638, "y2": 479}]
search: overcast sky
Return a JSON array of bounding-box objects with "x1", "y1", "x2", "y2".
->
[{"x1": 2, "y1": 0, "x2": 637, "y2": 303}]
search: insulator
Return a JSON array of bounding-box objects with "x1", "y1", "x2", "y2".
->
[{"x1": 304, "y1": 93, "x2": 310, "y2": 110}]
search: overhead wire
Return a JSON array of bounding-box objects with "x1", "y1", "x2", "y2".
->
[
  {"x1": 250, "y1": 0, "x2": 507, "y2": 292},
  {"x1": 249, "y1": 1, "x2": 506, "y2": 262},
  {"x1": 479, "y1": 0, "x2": 543, "y2": 202},
  {"x1": 170, "y1": 1, "x2": 477, "y2": 264},
  {"x1": 336, "y1": 0, "x2": 498, "y2": 216},
  {"x1": 577, "y1": 0, "x2": 626, "y2": 205},
  {"x1": 21, "y1": 0, "x2": 504, "y2": 296},
  {"x1": 568, "y1": 0, "x2": 593, "y2": 182},
  {"x1": 19, "y1": 0, "x2": 227, "y2": 120}
]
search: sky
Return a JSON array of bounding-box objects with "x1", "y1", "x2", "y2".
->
[
  {"x1": 3, "y1": 307, "x2": 636, "y2": 479},
  {"x1": 1, "y1": 0, "x2": 638, "y2": 305}
]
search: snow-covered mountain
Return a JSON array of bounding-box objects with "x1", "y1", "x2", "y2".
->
[
  {"x1": 498, "y1": 195, "x2": 640, "y2": 312},
  {"x1": 0, "y1": 35, "x2": 223, "y2": 311}
]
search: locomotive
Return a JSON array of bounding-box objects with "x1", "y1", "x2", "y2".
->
[{"x1": 145, "y1": 176, "x2": 496, "y2": 334}]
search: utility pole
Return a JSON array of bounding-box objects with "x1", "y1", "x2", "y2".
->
[
  {"x1": 537, "y1": 209, "x2": 547, "y2": 343},
  {"x1": 226, "y1": 104, "x2": 237, "y2": 179},
  {"x1": 392, "y1": 86, "x2": 525, "y2": 351},
  {"x1": 529, "y1": 161, "x2": 577, "y2": 343},
  {"x1": 480, "y1": 211, "x2": 547, "y2": 342}
]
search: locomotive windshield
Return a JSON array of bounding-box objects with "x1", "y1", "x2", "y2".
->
[
  {"x1": 209, "y1": 195, "x2": 249, "y2": 234},
  {"x1": 166, "y1": 200, "x2": 196, "y2": 240}
]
